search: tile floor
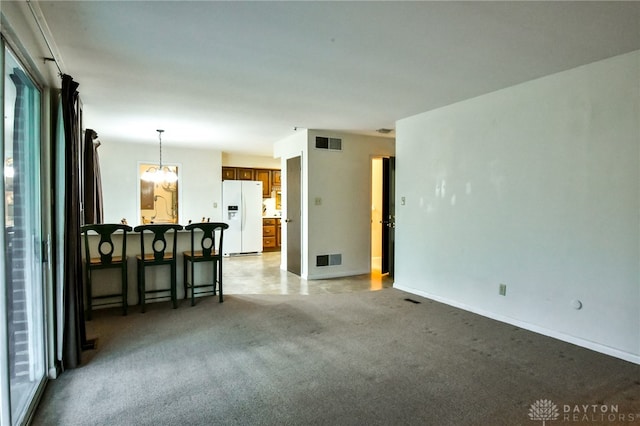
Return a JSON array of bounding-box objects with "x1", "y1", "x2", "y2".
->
[{"x1": 223, "y1": 251, "x2": 394, "y2": 295}]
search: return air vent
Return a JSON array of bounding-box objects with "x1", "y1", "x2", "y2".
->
[
  {"x1": 315, "y1": 136, "x2": 342, "y2": 151},
  {"x1": 316, "y1": 253, "x2": 342, "y2": 267}
]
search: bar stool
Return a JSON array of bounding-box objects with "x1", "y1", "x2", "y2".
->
[
  {"x1": 183, "y1": 222, "x2": 229, "y2": 305},
  {"x1": 133, "y1": 224, "x2": 183, "y2": 312},
  {"x1": 81, "y1": 223, "x2": 132, "y2": 320}
]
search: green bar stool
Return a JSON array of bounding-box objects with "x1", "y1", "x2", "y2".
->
[
  {"x1": 133, "y1": 224, "x2": 183, "y2": 313},
  {"x1": 81, "y1": 223, "x2": 132, "y2": 320},
  {"x1": 183, "y1": 222, "x2": 229, "y2": 305}
]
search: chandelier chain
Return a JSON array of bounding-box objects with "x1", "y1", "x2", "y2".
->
[{"x1": 157, "y1": 129, "x2": 164, "y2": 169}]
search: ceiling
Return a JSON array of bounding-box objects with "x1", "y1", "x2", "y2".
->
[{"x1": 33, "y1": 1, "x2": 640, "y2": 156}]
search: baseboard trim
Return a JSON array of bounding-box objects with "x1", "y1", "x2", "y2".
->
[
  {"x1": 394, "y1": 284, "x2": 640, "y2": 365},
  {"x1": 306, "y1": 269, "x2": 370, "y2": 280}
]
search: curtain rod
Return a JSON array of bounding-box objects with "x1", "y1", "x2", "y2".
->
[{"x1": 26, "y1": 0, "x2": 64, "y2": 77}]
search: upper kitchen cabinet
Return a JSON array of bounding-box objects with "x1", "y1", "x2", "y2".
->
[
  {"x1": 272, "y1": 170, "x2": 281, "y2": 188},
  {"x1": 222, "y1": 167, "x2": 236, "y2": 180},
  {"x1": 237, "y1": 168, "x2": 254, "y2": 180},
  {"x1": 221, "y1": 167, "x2": 281, "y2": 197},
  {"x1": 255, "y1": 169, "x2": 271, "y2": 197}
]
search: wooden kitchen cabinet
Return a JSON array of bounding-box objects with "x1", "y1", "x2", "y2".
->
[
  {"x1": 140, "y1": 179, "x2": 155, "y2": 209},
  {"x1": 237, "y1": 168, "x2": 254, "y2": 180},
  {"x1": 221, "y1": 167, "x2": 281, "y2": 197},
  {"x1": 222, "y1": 167, "x2": 236, "y2": 180},
  {"x1": 263, "y1": 218, "x2": 281, "y2": 251},
  {"x1": 263, "y1": 236, "x2": 276, "y2": 248},
  {"x1": 272, "y1": 170, "x2": 281, "y2": 187},
  {"x1": 255, "y1": 169, "x2": 271, "y2": 197},
  {"x1": 276, "y1": 218, "x2": 281, "y2": 248}
]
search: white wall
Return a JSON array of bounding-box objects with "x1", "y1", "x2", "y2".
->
[
  {"x1": 395, "y1": 51, "x2": 640, "y2": 363},
  {"x1": 222, "y1": 152, "x2": 280, "y2": 168},
  {"x1": 306, "y1": 131, "x2": 394, "y2": 279},
  {"x1": 274, "y1": 130, "x2": 395, "y2": 279},
  {"x1": 99, "y1": 141, "x2": 223, "y2": 225},
  {"x1": 0, "y1": 2, "x2": 59, "y2": 87}
]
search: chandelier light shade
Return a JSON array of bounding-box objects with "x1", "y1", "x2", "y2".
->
[{"x1": 141, "y1": 129, "x2": 178, "y2": 183}]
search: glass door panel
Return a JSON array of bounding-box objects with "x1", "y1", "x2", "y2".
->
[{"x1": 3, "y1": 47, "x2": 45, "y2": 425}]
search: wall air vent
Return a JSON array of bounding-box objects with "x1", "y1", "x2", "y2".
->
[
  {"x1": 316, "y1": 254, "x2": 342, "y2": 267},
  {"x1": 316, "y1": 255, "x2": 329, "y2": 267},
  {"x1": 315, "y1": 136, "x2": 342, "y2": 151}
]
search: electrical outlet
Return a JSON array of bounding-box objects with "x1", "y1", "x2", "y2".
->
[{"x1": 499, "y1": 283, "x2": 507, "y2": 296}]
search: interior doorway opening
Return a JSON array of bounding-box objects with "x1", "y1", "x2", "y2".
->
[
  {"x1": 371, "y1": 156, "x2": 395, "y2": 283},
  {"x1": 371, "y1": 158, "x2": 384, "y2": 276}
]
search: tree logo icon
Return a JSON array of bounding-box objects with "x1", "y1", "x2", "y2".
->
[{"x1": 529, "y1": 399, "x2": 559, "y2": 425}]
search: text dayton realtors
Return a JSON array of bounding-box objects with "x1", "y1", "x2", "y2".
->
[{"x1": 562, "y1": 404, "x2": 637, "y2": 423}]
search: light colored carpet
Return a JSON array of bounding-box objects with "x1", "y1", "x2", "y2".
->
[{"x1": 32, "y1": 288, "x2": 639, "y2": 425}]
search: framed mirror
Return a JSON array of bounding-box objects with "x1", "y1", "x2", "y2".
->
[{"x1": 138, "y1": 163, "x2": 179, "y2": 224}]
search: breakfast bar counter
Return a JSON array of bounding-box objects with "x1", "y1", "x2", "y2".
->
[{"x1": 82, "y1": 227, "x2": 233, "y2": 309}]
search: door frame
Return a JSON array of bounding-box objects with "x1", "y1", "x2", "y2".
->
[{"x1": 0, "y1": 42, "x2": 50, "y2": 426}]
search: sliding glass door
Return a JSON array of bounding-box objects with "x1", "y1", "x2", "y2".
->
[{"x1": 1, "y1": 46, "x2": 46, "y2": 425}]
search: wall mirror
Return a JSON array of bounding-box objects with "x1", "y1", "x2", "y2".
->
[{"x1": 139, "y1": 163, "x2": 179, "y2": 224}]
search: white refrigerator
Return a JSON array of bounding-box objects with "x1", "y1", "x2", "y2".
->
[{"x1": 222, "y1": 180, "x2": 263, "y2": 255}]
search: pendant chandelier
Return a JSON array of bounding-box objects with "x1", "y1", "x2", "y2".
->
[{"x1": 141, "y1": 129, "x2": 178, "y2": 183}]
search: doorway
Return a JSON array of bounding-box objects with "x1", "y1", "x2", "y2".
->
[
  {"x1": 2, "y1": 45, "x2": 47, "y2": 426},
  {"x1": 371, "y1": 157, "x2": 395, "y2": 277}
]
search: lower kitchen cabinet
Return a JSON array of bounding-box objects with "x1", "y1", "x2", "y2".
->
[{"x1": 263, "y1": 218, "x2": 281, "y2": 251}]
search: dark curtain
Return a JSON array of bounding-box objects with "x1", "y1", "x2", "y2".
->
[
  {"x1": 83, "y1": 128, "x2": 103, "y2": 224},
  {"x1": 61, "y1": 74, "x2": 91, "y2": 370}
]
